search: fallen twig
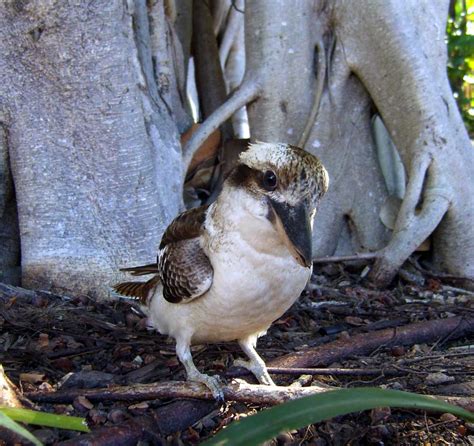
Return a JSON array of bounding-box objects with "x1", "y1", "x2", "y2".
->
[
  {"x1": 312, "y1": 252, "x2": 377, "y2": 264},
  {"x1": 227, "y1": 366, "x2": 406, "y2": 379},
  {"x1": 27, "y1": 380, "x2": 331, "y2": 406},
  {"x1": 26, "y1": 380, "x2": 474, "y2": 413},
  {"x1": 269, "y1": 316, "x2": 474, "y2": 368}
]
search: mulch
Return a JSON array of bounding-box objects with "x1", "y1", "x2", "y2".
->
[{"x1": 0, "y1": 261, "x2": 473, "y2": 445}]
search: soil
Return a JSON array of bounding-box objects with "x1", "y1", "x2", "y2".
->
[{"x1": 0, "y1": 261, "x2": 473, "y2": 445}]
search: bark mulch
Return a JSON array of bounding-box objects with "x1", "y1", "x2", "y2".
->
[{"x1": 0, "y1": 262, "x2": 473, "y2": 445}]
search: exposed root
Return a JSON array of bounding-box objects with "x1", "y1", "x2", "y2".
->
[
  {"x1": 269, "y1": 316, "x2": 473, "y2": 368},
  {"x1": 370, "y1": 154, "x2": 452, "y2": 286},
  {"x1": 183, "y1": 78, "x2": 261, "y2": 169},
  {"x1": 218, "y1": 0, "x2": 244, "y2": 68}
]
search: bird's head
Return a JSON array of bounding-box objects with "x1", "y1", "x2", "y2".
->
[{"x1": 226, "y1": 141, "x2": 329, "y2": 268}]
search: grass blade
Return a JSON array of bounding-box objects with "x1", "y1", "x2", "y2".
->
[
  {"x1": 203, "y1": 388, "x2": 474, "y2": 446},
  {"x1": 0, "y1": 408, "x2": 90, "y2": 433},
  {"x1": 0, "y1": 410, "x2": 43, "y2": 446}
]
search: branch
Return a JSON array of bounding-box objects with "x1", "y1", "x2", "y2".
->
[
  {"x1": 269, "y1": 316, "x2": 474, "y2": 368},
  {"x1": 183, "y1": 78, "x2": 261, "y2": 169},
  {"x1": 227, "y1": 366, "x2": 406, "y2": 379},
  {"x1": 25, "y1": 378, "x2": 473, "y2": 413},
  {"x1": 313, "y1": 252, "x2": 377, "y2": 264},
  {"x1": 27, "y1": 380, "x2": 330, "y2": 406},
  {"x1": 0, "y1": 282, "x2": 70, "y2": 304}
]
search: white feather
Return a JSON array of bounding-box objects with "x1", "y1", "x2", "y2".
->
[{"x1": 147, "y1": 184, "x2": 311, "y2": 345}]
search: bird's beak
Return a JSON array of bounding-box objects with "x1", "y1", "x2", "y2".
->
[{"x1": 269, "y1": 199, "x2": 313, "y2": 268}]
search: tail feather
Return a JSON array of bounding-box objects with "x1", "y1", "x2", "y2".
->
[
  {"x1": 119, "y1": 263, "x2": 158, "y2": 276},
  {"x1": 113, "y1": 276, "x2": 160, "y2": 304}
]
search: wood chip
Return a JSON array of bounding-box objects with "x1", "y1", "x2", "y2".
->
[
  {"x1": 76, "y1": 396, "x2": 94, "y2": 410},
  {"x1": 20, "y1": 373, "x2": 45, "y2": 384}
]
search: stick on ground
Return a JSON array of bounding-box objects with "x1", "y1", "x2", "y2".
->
[{"x1": 269, "y1": 316, "x2": 474, "y2": 368}]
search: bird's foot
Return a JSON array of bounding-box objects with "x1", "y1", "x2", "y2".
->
[
  {"x1": 233, "y1": 359, "x2": 275, "y2": 386},
  {"x1": 187, "y1": 371, "x2": 225, "y2": 402}
]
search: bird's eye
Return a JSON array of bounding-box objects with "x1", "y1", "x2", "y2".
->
[{"x1": 262, "y1": 170, "x2": 278, "y2": 191}]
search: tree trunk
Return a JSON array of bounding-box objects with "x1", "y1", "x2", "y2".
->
[
  {"x1": 334, "y1": 0, "x2": 474, "y2": 285},
  {"x1": 0, "y1": 0, "x2": 185, "y2": 298},
  {"x1": 244, "y1": 0, "x2": 391, "y2": 257},
  {"x1": 1, "y1": 1, "x2": 472, "y2": 296},
  {"x1": 184, "y1": 0, "x2": 474, "y2": 285}
]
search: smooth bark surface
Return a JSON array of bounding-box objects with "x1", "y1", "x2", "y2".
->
[
  {"x1": 189, "y1": 0, "x2": 473, "y2": 284},
  {"x1": 0, "y1": 1, "x2": 184, "y2": 297},
  {"x1": 334, "y1": 0, "x2": 474, "y2": 284}
]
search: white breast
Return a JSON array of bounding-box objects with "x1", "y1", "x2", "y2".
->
[{"x1": 147, "y1": 187, "x2": 311, "y2": 344}]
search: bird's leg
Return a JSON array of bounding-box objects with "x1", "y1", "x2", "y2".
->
[
  {"x1": 176, "y1": 338, "x2": 224, "y2": 401},
  {"x1": 234, "y1": 335, "x2": 275, "y2": 386}
]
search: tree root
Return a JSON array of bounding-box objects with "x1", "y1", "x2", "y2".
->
[
  {"x1": 183, "y1": 78, "x2": 261, "y2": 168},
  {"x1": 25, "y1": 316, "x2": 473, "y2": 409},
  {"x1": 269, "y1": 316, "x2": 473, "y2": 368},
  {"x1": 218, "y1": 0, "x2": 243, "y2": 68},
  {"x1": 370, "y1": 154, "x2": 451, "y2": 286}
]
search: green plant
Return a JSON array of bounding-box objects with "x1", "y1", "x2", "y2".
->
[
  {"x1": 447, "y1": 0, "x2": 474, "y2": 136},
  {"x1": 202, "y1": 388, "x2": 474, "y2": 446},
  {"x1": 0, "y1": 407, "x2": 89, "y2": 446}
]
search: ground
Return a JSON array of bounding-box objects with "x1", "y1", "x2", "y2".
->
[{"x1": 0, "y1": 261, "x2": 473, "y2": 445}]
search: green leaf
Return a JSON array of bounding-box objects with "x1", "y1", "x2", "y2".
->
[
  {"x1": 0, "y1": 408, "x2": 90, "y2": 433},
  {"x1": 202, "y1": 388, "x2": 474, "y2": 446},
  {"x1": 0, "y1": 410, "x2": 43, "y2": 446}
]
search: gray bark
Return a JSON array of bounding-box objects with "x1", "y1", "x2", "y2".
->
[
  {"x1": 334, "y1": 0, "x2": 474, "y2": 284},
  {"x1": 0, "y1": 0, "x2": 184, "y2": 297},
  {"x1": 1, "y1": 0, "x2": 472, "y2": 296},
  {"x1": 221, "y1": 1, "x2": 248, "y2": 139},
  {"x1": 184, "y1": 0, "x2": 474, "y2": 285},
  {"x1": 150, "y1": 0, "x2": 192, "y2": 134}
]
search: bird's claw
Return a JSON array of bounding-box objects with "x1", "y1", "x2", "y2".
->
[
  {"x1": 233, "y1": 358, "x2": 275, "y2": 386},
  {"x1": 189, "y1": 373, "x2": 225, "y2": 402}
]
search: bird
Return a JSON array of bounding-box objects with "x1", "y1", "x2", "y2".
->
[{"x1": 113, "y1": 141, "x2": 329, "y2": 399}]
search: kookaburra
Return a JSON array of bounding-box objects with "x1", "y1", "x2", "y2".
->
[{"x1": 114, "y1": 142, "x2": 328, "y2": 399}]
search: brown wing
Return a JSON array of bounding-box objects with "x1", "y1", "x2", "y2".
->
[
  {"x1": 160, "y1": 205, "x2": 209, "y2": 248},
  {"x1": 114, "y1": 205, "x2": 212, "y2": 304},
  {"x1": 158, "y1": 238, "x2": 213, "y2": 303}
]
